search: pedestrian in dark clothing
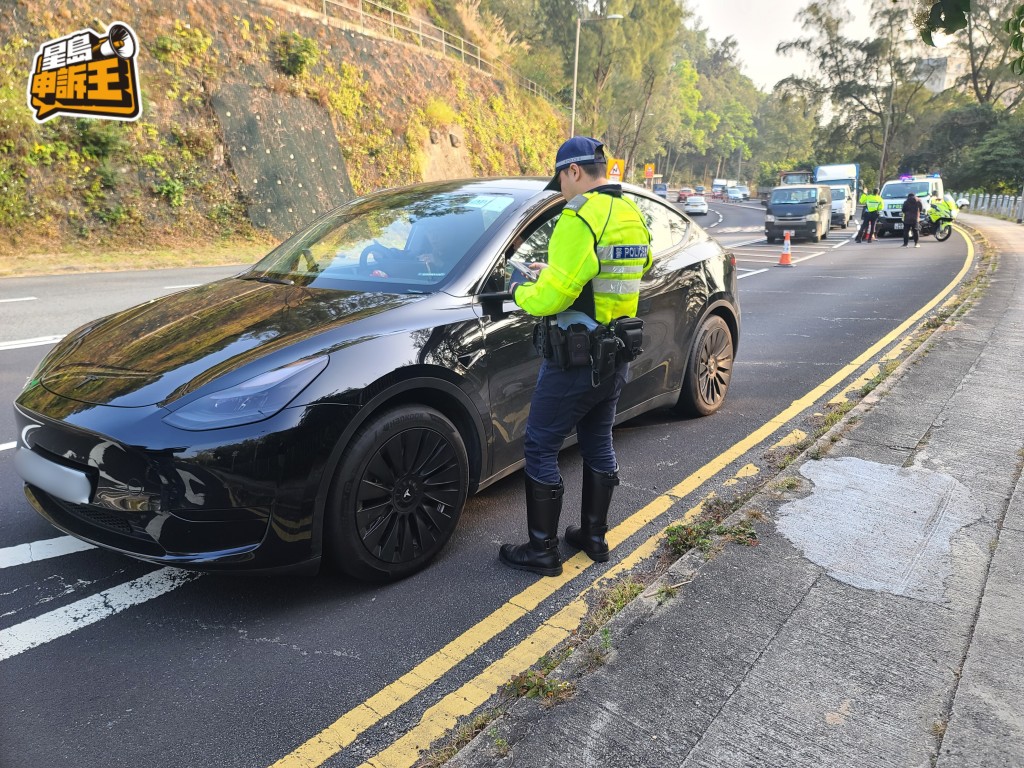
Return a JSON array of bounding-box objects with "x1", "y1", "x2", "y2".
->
[{"x1": 902, "y1": 192, "x2": 924, "y2": 247}]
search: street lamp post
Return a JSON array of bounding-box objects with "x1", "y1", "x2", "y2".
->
[{"x1": 570, "y1": 13, "x2": 623, "y2": 136}]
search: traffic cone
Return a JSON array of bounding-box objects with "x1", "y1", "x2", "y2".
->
[{"x1": 776, "y1": 231, "x2": 794, "y2": 267}]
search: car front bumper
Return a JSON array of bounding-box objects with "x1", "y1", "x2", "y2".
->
[
  {"x1": 13, "y1": 392, "x2": 360, "y2": 572},
  {"x1": 765, "y1": 221, "x2": 820, "y2": 239}
]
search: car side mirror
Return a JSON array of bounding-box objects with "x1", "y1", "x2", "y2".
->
[{"x1": 479, "y1": 291, "x2": 514, "y2": 320}]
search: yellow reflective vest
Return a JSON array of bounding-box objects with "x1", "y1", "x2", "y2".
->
[
  {"x1": 859, "y1": 193, "x2": 883, "y2": 212},
  {"x1": 514, "y1": 188, "x2": 653, "y2": 324}
]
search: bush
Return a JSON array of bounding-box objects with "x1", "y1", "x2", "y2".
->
[
  {"x1": 274, "y1": 32, "x2": 320, "y2": 77},
  {"x1": 154, "y1": 177, "x2": 186, "y2": 208}
]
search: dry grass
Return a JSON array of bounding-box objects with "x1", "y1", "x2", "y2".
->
[{"x1": 0, "y1": 239, "x2": 275, "y2": 278}]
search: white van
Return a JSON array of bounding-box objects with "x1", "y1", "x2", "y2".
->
[
  {"x1": 875, "y1": 174, "x2": 944, "y2": 238},
  {"x1": 828, "y1": 185, "x2": 855, "y2": 228}
]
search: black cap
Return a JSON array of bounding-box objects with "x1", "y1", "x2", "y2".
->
[{"x1": 545, "y1": 136, "x2": 606, "y2": 192}]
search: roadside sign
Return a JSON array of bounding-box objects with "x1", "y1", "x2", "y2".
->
[
  {"x1": 644, "y1": 163, "x2": 655, "y2": 179},
  {"x1": 608, "y1": 158, "x2": 624, "y2": 183}
]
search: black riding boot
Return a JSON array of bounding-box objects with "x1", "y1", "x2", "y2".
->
[
  {"x1": 565, "y1": 466, "x2": 618, "y2": 562},
  {"x1": 499, "y1": 476, "x2": 563, "y2": 576}
]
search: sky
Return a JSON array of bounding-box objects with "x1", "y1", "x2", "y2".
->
[{"x1": 683, "y1": 0, "x2": 876, "y2": 92}]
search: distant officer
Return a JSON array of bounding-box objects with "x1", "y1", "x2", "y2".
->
[
  {"x1": 855, "y1": 188, "x2": 883, "y2": 243},
  {"x1": 499, "y1": 136, "x2": 653, "y2": 577},
  {"x1": 928, "y1": 192, "x2": 954, "y2": 222}
]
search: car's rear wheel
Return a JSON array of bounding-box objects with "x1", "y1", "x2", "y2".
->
[
  {"x1": 325, "y1": 405, "x2": 469, "y2": 581},
  {"x1": 675, "y1": 314, "x2": 734, "y2": 417}
]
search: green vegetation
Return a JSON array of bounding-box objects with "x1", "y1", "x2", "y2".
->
[
  {"x1": 665, "y1": 518, "x2": 758, "y2": 557},
  {"x1": 274, "y1": 32, "x2": 320, "y2": 77}
]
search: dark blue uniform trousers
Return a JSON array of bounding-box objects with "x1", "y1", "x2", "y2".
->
[{"x1": 523, "y1": 358, "x2": 626, "y2": 486}]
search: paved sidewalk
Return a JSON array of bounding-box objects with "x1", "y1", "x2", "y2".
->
[{"x1": 449, "y1": 215, "x2": 1024, "y2": 767}]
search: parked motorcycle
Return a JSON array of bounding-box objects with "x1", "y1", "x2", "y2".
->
[{"x1": 919, "y1": 215, "x2": 954, "y2": 242}]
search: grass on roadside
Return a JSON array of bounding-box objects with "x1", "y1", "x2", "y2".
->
[{"x1": 0, "y1": 238, "x2": 277, "y2": 278}]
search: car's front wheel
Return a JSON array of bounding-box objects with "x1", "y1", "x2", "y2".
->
[
  {"x1": 675, "y1": 314, "x2": 734, "y2": 417},
  {"x1": 325, "y1": 405, "x2": 469, "y2": 581}
]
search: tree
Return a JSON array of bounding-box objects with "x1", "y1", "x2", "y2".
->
[
  {"x1": 955, "y1": 110, "x2": 1024, "y2": 190},
  {"x1": 913, "y1": 0, "x2": 1024, "y2": 75}
]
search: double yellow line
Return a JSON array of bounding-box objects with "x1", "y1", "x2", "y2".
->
[{"x1": 272, "y1": 230, "x2": 975, "y2": 768}]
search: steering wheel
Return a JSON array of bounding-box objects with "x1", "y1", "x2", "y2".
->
[{"x1": 359, "y1": 240, "x2": 393, "y2": 272}]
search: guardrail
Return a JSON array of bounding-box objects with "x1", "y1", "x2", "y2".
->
[
  {"x1": 321, "y1": 0, "x2": 561, "y2": 105},
  {"x1": 953, "y1": 191, "x2": 1024, "y2": 222}
]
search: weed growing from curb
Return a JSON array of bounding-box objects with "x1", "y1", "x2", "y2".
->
[
  {"x1": 664, "y1": 519, "x2": 758, "y2": 557},
  {"x1": 416, "y1": 711, "x2": 499, "y2": 768},
  {"x1": 505, "y1": 669, "x2": 576, "y2": 707}
]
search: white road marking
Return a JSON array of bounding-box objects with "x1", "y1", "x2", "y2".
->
[
  {"x1": 0, "y1": 536, "x2": 96, "y2": 569},
  {"x1": 0, "y1": 297, "x2": 37, "y2": 304},
  {"x1": 0, "y1": 335, "x2": 63, "y2": 352},
  {"x1": 0, "y1": 442, "x2": 15, "y2": 452},
  {"x1": 0, "y1": 567, "x2": 201, "y2": 662},
  {"x1": 738, "y1": 268, "x2": 769, "y2": 280},
  {"x1": 832, "y1": 239, "x2": 850, "y2": 249},
  {"x1": 163, "y1": 284, "x2": 201, "y2": 290}
]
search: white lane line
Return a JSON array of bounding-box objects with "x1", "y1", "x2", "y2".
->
[
  {"x1": 737, "y1": 268, "x2": 769, "y2": 280},
  {"x1": 0, "y1": 297, "x2": 37, "y2": 304},
  {"x1": 727, "y1": 237, "x2": 767, "y2": 248},
  {"x1": 0, "y1": 442, "x2": 15, "y2": 452},
  {"x1": 0, "y1": 567, "x2": 201, "y2": 662},
  {"x1": 163, "y1": 284, "x2": 201, "y2": 289},
  {"x1": 0, "y1": 536, "x2": 96, "y2": 569},
  {"x1": 0, "y1": 335, "x2": 64, "y2": 352},
  {"x1": 832, "y1": 239, "x2": 850, "y2": 249}
]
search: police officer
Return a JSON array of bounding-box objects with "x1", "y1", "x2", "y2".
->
[
  {"x1": 498, "y1": 136, "x2": 653, "y2": 577},
  {"x1": 855, "y1": 188, "x2": 883, "y2": 242},
  {"x1": 928, "y1": 192, "x2": 954, "y2": 222}
]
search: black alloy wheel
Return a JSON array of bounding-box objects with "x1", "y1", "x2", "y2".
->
[
  {"x1": 326, "y1": 405, "x2": 469, "y2": 581},
  {"x1": 675, "y1": 314, "x2": 734, "y2": 417}
]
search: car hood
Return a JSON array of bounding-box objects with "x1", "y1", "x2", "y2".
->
[{"x1": 37, "y1": 279, "x2": 422, "y2": 407}]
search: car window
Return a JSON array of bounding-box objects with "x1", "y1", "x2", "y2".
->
[
  {"x1": 625, "y1": 193, "x2": 689, "y2": 255},
  {"x1": 247, "y1": 189, "x2": 515, "y2": 290}
]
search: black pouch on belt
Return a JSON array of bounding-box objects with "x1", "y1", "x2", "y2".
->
[
  {"x1": 547, "y1": 324, "x2": 570, "y2": 369},
  {"x1": 566, "y1": 323, "x2": 592, "y2": 368},
  {"x1": 591, "y1": 329, "x2": 619, "y2": 385},
  {"x1": 610, "y1": 316, "x2": 645, "y2": 362}
]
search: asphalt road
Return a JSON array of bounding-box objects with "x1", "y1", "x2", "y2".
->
[{"x1": 0, "y1": 204, "x2": 973, "y2": 768}]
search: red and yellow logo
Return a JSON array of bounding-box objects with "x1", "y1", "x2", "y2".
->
[{"x1": 27, "y1": 22, "x2": 142, "y2": 123}]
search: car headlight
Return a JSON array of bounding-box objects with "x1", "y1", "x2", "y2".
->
[
  {"x1": 805, "y1": 214, "x2": 817, "y2": 222},
  {"x1": 163, "y1": 356, "x2": 328, "y2": 431},
  {"x1": 765, "y1": 215, "x2": 775, "y2": 223}
]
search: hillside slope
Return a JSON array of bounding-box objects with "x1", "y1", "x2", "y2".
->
[{"x1": 0, "y1": 0, "x2": 564, "y2": 258}]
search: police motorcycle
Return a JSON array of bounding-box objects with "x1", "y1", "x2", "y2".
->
[{"x1": 918, "y1": 196, "x2": 959, "y2": 242}]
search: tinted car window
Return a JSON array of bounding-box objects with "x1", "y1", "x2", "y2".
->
[
  {"x1": 626, "y1": 194, "x2": 689, "y2": 254},
  {"x1": 246, "y1": 189, "x2": 516, "y2": 290}
]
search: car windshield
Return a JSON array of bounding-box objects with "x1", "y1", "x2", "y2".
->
[
  {"x1": 830, "y1": 187, "x2": 846, "y2": 200},
  {"x1": 770, "y1": 189, "x2": 817, "y2": 204},
  {"x1": 241, "y1": 186, "x2": 517, "y2": 291},
  {"x1": 687, "y1": 196, "x2": 705, "y2": 203},
  {"x1": 881, "y1": 181, "x2": 931, "y2": 198}
]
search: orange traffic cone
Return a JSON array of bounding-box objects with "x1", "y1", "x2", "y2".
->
[{"x1": 776, "y1": 231, "x2": 794, "y2": 267}]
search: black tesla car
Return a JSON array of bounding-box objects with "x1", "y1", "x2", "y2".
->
[{"x1": 13, "y1": 178, "x2": 739, "y2": 581}]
